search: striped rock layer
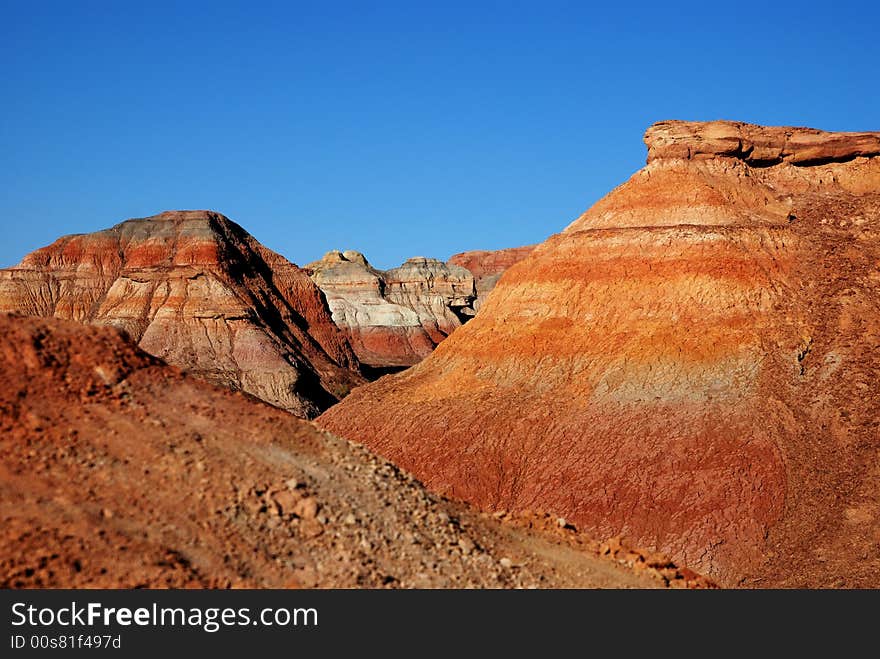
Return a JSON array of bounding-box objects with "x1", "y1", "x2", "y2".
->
[
  {"x1": 307, "y1": 247, "x2": 535, "y2": 369},
  {"x1": 319, "y1": 120, "x2": 880, "y2": 586},
  {"x1": 306, "y1": 251, "x2": 476, "y2": 369},
  {"x1": 447, "y1": 245, "x2": 536, "y2": 311},
  {"x1": 0, "y1": 211, "x2": 363, "y2": 417}
]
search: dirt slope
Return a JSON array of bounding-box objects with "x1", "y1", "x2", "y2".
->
[{"x1": 0, "y1": 313, "x2": 706, "y2": 588}]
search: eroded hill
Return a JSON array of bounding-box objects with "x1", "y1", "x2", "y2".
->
[
  {"x1": 319, "y1": 120, "x2": 880, "y2": 587},
  {"x1": 0, "y1": 211, "x2": 362, "y2": 417}
]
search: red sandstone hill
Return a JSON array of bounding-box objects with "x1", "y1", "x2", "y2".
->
[
  {"x1": 319, "y1": 120, "x2": 880, "y2": 587},
  {"x1": 0, "y1": 211, "x2": 363, "y2": 418},
  {"x1": 0, "y1": 313, "x2": 709, "y2": 588}
]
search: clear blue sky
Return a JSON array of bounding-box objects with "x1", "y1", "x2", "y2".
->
[{"x1": 2, "y1": 1, "x2": 878, "y2": 269}]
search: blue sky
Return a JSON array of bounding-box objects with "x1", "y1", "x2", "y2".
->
[{"x1": 2, "y1": 1, "x2": 878, "y2": 269}]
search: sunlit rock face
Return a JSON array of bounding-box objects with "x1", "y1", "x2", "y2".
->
[
  {"x1": 0, "y1": 210, "x2": 363, "y2": 417},
  {"x1": 320, "y1": 120, "x2": 880, "y2": 587},
  {"x1": 307, "y1": 246, "x2": 536, "y2": 370},
  {"x1": 448, "y1": 246, "x2": 536, "y2": 311},
  {"x1": 306, "y1": 250, "x2": 476, "y2": 369}
]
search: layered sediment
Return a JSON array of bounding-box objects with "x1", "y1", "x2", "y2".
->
[
  {"x1": 319, "y1": 120, "x2": 880, "y2": 587},
  {"x1": 0, "y1": 313, "x2": 705, "y2": 588},
  {"x1": 448, "y1": 245, "x2": 536, "y2": 310},
  {"x1": 306, "y1": 250, "x2": 475, "y2": 369},
  {"x1": 0, "y1": 211, "x2": 363, "y2": 417}
]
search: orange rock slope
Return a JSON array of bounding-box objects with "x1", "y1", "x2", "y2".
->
[
  {"x1": 320, "y1": 120, "x2": 880, "y2": 587},
  {"x1": 0, "y1": 211, "x2": 362, "y2": 417}
]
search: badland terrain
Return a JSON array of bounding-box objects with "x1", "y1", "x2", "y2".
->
[{"x1": 3, "y1": 120, "x2": 878, "y2": 588}]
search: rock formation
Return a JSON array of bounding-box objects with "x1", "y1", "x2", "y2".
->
[
  {"x1": 306, "y1": 250, "x2": 476, "y2": 369},
  {"x1": 0, "y1": 313, "x2": 709, "y2": 588},
  {"x1": 307, "y1": 247, "x2": 534, "y2": 369},
  {"x1": 645, "y1": 120, "x2": 880, "y2": 166},
  {"x1": 0, "y1": 211, "x2": 363, "y2": 417},
  {"x1": 319, "y1": 120, "x2": 880, "y2": 587},
  {"x1": 448, "y1": 245, "x2": 536, "y2": 310}
]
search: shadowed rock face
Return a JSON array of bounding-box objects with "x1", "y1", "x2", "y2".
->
[
  {"x1": 0, "y1": 211, "x2": 363, "y2": 417},
  {"x1": 306, "y1": 251, "x2": 476, "y2": 369},
  {"x1": 319, "y1": 120, "x2": 880, "y2": 587}
]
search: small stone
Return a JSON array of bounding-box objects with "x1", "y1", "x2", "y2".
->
[
  {"x1": 659, "y1": 567, "x2": 679, "y2": 581},
  {"x1": 271, "y1": 489, "x2": 301, "y2": 516},
  {"x1": 679, "y1": 567, "x2": 701, "y2": 582},
  {"x1": 621, "y1": 550, "x2": 642, "y2": 564},
  {"x1": 599, "y1": 536, "x2": 622, "y2": 556},
  {"x1": 499, "y1": 557, "x2": 513, "y2": 569},
  {"x1": 343, "y1": 513, "x2": 357, "y2": 525},
  {"x1": 293, "y1": 497, "x2": 319, "y2": 520},
  {"x1": 298, "y1": 518, "x2": 323, "y2": 539},
  {"x1": 243, "y1": 498, "x2": 264, "y2": 515},
  {"x1": 458, "y1": 537, "x2": 475, "y2": 554}
]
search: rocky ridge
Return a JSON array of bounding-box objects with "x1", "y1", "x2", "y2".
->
[{"x1": 646, "y1": 119, "x2": 880, "y2": 166}]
